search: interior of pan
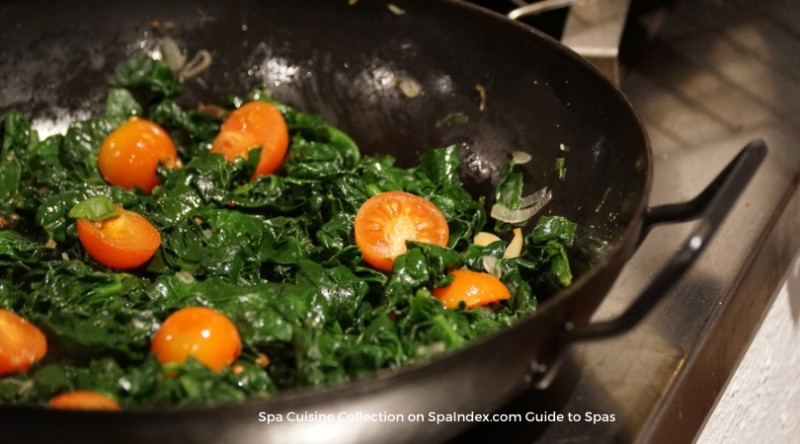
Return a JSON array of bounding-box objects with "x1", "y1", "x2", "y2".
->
[
  {"x1": 0, "y1": 0, "x2": 650, "y2": 406},
  {"x1": 0, "y1": 0, "x2": 650, "y2": 274}
]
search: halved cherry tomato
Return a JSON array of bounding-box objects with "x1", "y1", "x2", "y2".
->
[
  {"x1": 210, "y1": 101, "x2": 289, "y2": 178},
  {"x1": 151, "y1": 307, "x2": 242, "y2": 372},
  {"x1": 0, "y1": 309, "x2": 47, "y2": 376},
  {"x1": 97, "y1": 117, "x2": 178, "y2": 193},
  {"x1": 76, "y1": 206, "x2": 161, "y2": 269},
  {"x1": 48, "y1": 391, "x2": 121, "y2": 410},
  {"x1": 432, "y1": 269, "x2": 511, "y2": 309},
  {"x1": 354, "y1": 191, "x2": 449, "y2": 272}
]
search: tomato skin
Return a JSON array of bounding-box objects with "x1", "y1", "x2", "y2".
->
[
  {"x1": 354, "y1": 191, "x2": 450, "y2": 272},
  {"x1": 97, "y1": 118, "x2": 178, "y2": 193},
  {"x1": 48, "y1": 391, "x2": 121, "y2": 410},
  {"x1": 0, "y1": 309, "x2": 47, "y2": 376},
  {"x1": 76, "y1": 206, "x2": 161, "y2": 269},
  {"x1": 151, "y1": 307, "x2": 242, "y2": 372},
  {"x1": 210, "y1": 101, "x2": 289, "y2": 178},
  {"x1": 432, "y1": 269, "x2": 511, "y2": 309}
]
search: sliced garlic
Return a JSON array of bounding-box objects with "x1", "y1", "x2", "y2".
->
[
  {"x1": 387, "y1": 3, "x2": 406, "y2": 15},
  {"x1": 395, "y1": 75, "x2": 422, "y2": 98},
  {"x1": 503, "y1": 228, "x2": 524, "y2": 259},
  {"x1": 511, "y1": 151, "x2": 532, "y2": 165},
  {"x1": 474, "y1": 231, "x2": 502, "y2": 247},
  {"x1": 416, "y1": 341, "x2": 446, "y2": 357},
  {"x1": 175, "y1": 270, "x2": 195, "y2": 284}
]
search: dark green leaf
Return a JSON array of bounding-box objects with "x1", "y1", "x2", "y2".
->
[
  {"x1": 418, "y1": 145, "x2": 461, "y2": 189},
  {"x1": 113, "y1": 54, "x2": 182, "y2": 101},
  {"x1": 0, "y1": 54, "x2": 578, "y2": 407},
  {"x1": 61, "y1": 116, "x2": 124, "y2": 182},
  {"x1": 495, "y1": 161, "x2": 523, "y2": 210},
  {"x1": 105, "y1": 88, "x2": 142, "y2": 117},
  {"x1": 529, "y1": 215, "x2": 577, "y2": 246}
]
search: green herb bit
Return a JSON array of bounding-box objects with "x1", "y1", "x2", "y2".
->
[
  {"x1": 555, "y1": 157, "x2": 566, "y2": 180},
  {"x1": 435, "y1": 112, "x2": 469, "y2": 128},
  {"x1": 68, "y1": 195, "x2": 120, "y2": 221}
]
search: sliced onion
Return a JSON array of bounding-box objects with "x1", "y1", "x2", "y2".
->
[
  {"x1": 482, "y1": 255, "x2": 502, "y2": 278},
  {"x1": 511, "y1": 151, "x2": 532, "y2": 165},
  {"x1": 160, "y1": 37, "x2": 187, "y2": 72},
  {"x1": 491, "y1": 184, "x2": 551, "y2": 223},
  {"x1": 491, "y1": 203, "x2": 538, "y2": 224},
  {"x1": 519, "y1": 186, "x2": 552, "y2": 208},
  {"x1": 178, "y1": 50, "x2": 213, "y2": 82},
  {"x1": 503, "y1": 228, "x2": 524, "y2": 259},
  {"x1": 474, "y1": 231, "x2": 502, "y2": 247}
]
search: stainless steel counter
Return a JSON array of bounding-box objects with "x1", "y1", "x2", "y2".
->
[{"x1": 462, "y1": 0, "x2": 800, "y2": 442}]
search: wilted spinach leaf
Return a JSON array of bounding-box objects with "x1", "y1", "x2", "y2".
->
[
  {"x1": 113, "y1": 53, "x2": 182, "y2": 102},
  {"x1": 0, "y1": 53, "x2": 578, "y2": 408}
]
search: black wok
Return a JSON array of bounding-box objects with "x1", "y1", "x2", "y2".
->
[{"x1": 0, "y1": 0, "x2": 764, "y2": 442}]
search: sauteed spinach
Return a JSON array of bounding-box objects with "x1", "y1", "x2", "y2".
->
[{"x1": 0, "y1": 55, "x2": 575, "y2": 407}]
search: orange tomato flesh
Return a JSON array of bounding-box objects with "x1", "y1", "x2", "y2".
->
[
  {"x1": 76, "y1": 206, "x2": 161, "y2": 269},
  {"x1": 48, "y1": 391, "x2": 121, "y2": 411},
  {"x1": 432, "y1": 269, "x2": 511, "y2": 309},
  {"x1": 97, "y1": 118, "x2": 178, "y2": 193},
  {"x1": 151, "y1": 307, "x2": 242, "y2": 373},
  {"x1": 210, "y1": 101, "x2": 289, "y2": 178},
  {"x1": 0, "y1": 309, "x2": 47, "y2": 376},
  {"x1": 354, "y1": 191, "x2": 449, "y2": 272}
]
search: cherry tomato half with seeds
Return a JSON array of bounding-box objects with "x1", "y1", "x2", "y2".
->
[
  {"x1": 210, "y1": 101, "x2": 289, "y2": 178},
  {"x1": 432, "y1": 269, "x2": 511, "y2": 309},
  {"x1": 97, "y1": 118, "x2": 178, "y2": 193},
  {"x1": 76, "y1": 206, "x2": 161, "y2": 269},
  {"x1": 151, "y1": 307, "x2": 242, "y2": 373},
  {"x1": 0, "y1": 309, "x2": 47, "y2": 376},
  {"x1": 48, "y1": 391, "x2": 121, "y2": 411},
  {"x1": 354, "y1": 191, "x2": 450, "y2": 272}
]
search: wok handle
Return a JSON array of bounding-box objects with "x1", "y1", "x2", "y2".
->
[
  {"x1": 572, "y1": 139, "x2": 767, "y2": 340},
  {"x1": 530, "y1": 139, "x2": 767, "y2": 388}
]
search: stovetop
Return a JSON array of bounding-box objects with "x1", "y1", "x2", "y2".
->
[{"x1": 456, "y1": 0, "x2": 800, "y2": 442}]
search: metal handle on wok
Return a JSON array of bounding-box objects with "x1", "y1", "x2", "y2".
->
[{"x1": 530, "y1": 139, "x2": 768, "y2": 389}]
